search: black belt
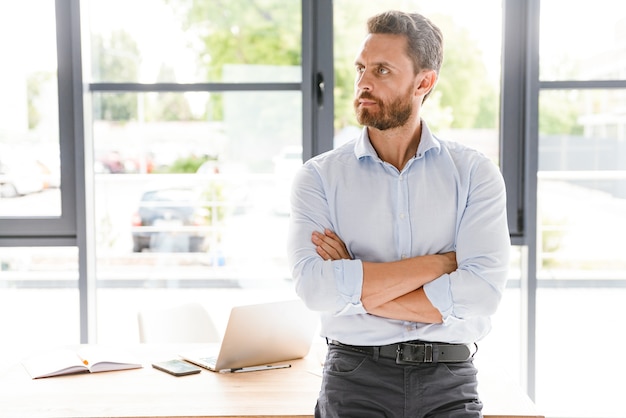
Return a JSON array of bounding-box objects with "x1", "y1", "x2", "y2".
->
[{"x1": 327, "y1": 339, "x2": 475, "y2": 364}]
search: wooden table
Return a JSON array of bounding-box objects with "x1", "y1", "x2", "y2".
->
[{"x1": 0, "y1": 344, "x2": 543, "y2": 418}]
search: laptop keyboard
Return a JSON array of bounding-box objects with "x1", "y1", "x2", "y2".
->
[{"x1": 200, "y1": 356, "x2": 217, "y2": 367}]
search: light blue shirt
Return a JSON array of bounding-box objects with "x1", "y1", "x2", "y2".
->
[{"x1": 287, "y1": 122, "x2": 510, "y2": 345}]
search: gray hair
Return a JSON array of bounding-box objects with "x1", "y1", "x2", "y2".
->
[{"x1": 367, "y1": 10, "x2": 444, "y2": 75}]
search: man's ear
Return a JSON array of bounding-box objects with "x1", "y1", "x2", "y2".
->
[{"x1": 415, "y1": 69, "x2": 438, "y2": 97}]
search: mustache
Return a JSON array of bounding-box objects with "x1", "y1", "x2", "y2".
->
[{"x1": 356, "y1": 92, "x2": 379, "y2": 102}]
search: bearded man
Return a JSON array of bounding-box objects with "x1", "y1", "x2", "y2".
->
[{"x1": 287, "y1": 10, "x2": 510, "y2": 417}]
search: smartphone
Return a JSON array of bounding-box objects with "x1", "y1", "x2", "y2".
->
[{"x1": 152, "y1": 359, "x2": 202, "y2": 376}]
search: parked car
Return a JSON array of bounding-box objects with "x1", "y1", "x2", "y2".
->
[
  {"x1": 131, "y1": 188, "x2": 212, "y2": 253},
  {"x1": 0, "y1": 157, "x2": 46, "y2": 198}
]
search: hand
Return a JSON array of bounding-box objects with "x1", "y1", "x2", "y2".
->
[{"x1": 311, "y1": 229, "x2": 351, "y2": 261}]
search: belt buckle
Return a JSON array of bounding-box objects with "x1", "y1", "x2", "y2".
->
[{"x1": 395, "y1": 342, "x2": 433, "y2": 364}]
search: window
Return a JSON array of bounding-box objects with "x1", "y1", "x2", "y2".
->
[
  {"x1": 84, "y1": 0, "x2": 328, "y2": 342},
  {"x1": 534, "y1": 1, "x2": 626, "y2": 415},
  {"x1": 0, "y1": 0, "x2": 82, "y2": 360},
  {"x1": 0, "y1": 246, "x2": 79, "y2": 369},
  {"x1": 0, "y1": 1, "x2": 60, "y2": 216},
  {"x1": 0, "y1": 0, "x2": 79, "y2": 238}
]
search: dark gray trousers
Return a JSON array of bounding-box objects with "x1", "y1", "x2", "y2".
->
[{"x1": 315, "y1": 344, "x2": 483, "y2": 418}]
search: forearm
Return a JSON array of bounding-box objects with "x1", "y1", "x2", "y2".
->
[
  {"x1": 368, "y1": 287, "x2": 443, "y2": 323},
  {"x1": 310, "y1": 229, "x2": 456, "y2": 320},
  {"x1": 360, "y1": 252, "x2": 455, "y2": 311}
]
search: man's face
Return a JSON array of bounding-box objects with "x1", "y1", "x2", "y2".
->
[{"x1": 353, "y1": 33, "x2": 417, "y2": 131}]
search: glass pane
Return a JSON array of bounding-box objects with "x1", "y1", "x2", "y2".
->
[
  {"x1": 0, "y1": 1, "x2": 61, "y2": 216},
  {"x1": 537, "y1": 89, "x2": 626, "y2": 416},
  {"x1": 333, "y1": 0, "x2": 502, "y2": 164},
  {"x1": 536, "y1": 288, "x2": 626, "y2": 418},
  {"x1": 540, "y1": 0, "x2": 626, "y2": 81},
  {"x1": 87, "y1": 0, "x2": 302, "y2": 83},
  {"x1": 538, "y1": 90, "x2": 626, "y2": 276},
  {"x1": 0, "y1": 247, "x2": 79, "y2": 365},
  {"x1": 479, "y1": 246, "x2": 524, "y2": 384},
  {"x1": 91, "y1": 91, "x2": 302, "y2": 341}
]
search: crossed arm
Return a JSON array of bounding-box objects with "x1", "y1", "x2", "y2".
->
[{"x1": 312, "y1": 229, "x2": 457, "y2": 324}]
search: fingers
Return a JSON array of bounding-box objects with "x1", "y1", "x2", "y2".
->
[
  {"x1": 312, "y1": 231, "x2": 341, "y2": 260},
  {"x1": 312, "y1": 229, "x2": 351, "y2": 260},
  {"x1": 325, "y1": 230, "x2": 351, "y2": 260},
  {"x1": 316, "y1": 245, "x2": 333, "y2": 261}
]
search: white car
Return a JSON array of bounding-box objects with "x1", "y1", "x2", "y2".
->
[{"x1": 0, "y1": 157, "x2": 46, "y2": 198}]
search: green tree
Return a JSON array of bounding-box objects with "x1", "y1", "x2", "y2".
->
[
  {"x1": 164, "y1": 154, "x2": 212, "y2": 173},
  {"x1": 91, "y1": 30, "x2": 140, "y2": 121},
  {"x1": 27, "y1": 72, "x2": 54, "y2": 129},
  {"x1": 149, "y1": 64, "x2": 195, "y2": 121},
  {"x1": 436, "y1": 17, "x2": 498, "y2": 129},
  {"x1": 165, "y1": 0, "x2": 301, "y2": 120},
  {"x1": 539, "y1": 90, "x2": 584, "y2": 135}
]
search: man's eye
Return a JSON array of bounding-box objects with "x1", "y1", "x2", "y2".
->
[
  {"x1": 378, "y1": 67, "x2": 389, "y2": 75},
  {"x1": 355, "y1": 66, "x2": 364, "y2": 73}
]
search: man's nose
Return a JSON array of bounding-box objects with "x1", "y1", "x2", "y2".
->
[{"x1": 355, "y1": 71, "x2": 372, "y2": 91}]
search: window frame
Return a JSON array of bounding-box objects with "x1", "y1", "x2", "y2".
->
[{"x1": 0, "y1": 0, "x2": 84, "y2": 246}]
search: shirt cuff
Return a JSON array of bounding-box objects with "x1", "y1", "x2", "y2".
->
[
  {"x1": 424, "y1": 274, "x2": 453, "y2": 320},
  {"x1": 333, "y1": 258, "x2": 367, "y2": 316}
]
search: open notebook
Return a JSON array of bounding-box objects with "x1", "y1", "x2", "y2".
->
[{"x1": 179, "y1": 299, "x2": 319, "y2": 373}]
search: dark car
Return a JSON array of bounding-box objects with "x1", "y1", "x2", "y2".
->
[{"x1": 131, "y1": 188, "x2": 211, "y2": 253}]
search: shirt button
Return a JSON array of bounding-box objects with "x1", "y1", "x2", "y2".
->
[
  {"x1": 399, "y1": 213, "x2": 405, "y2": 220},
  {"x1": 401, "y1": 254, "x2": 408, "y2": 259}
]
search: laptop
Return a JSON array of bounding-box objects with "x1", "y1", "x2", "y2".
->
[{"x1": 179, "y1": 299, "x2": 319, "y2": 373}]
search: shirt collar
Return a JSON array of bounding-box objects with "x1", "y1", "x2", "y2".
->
[{"x1": 353, "y1": 119, "x2": 442, "y2": 160}]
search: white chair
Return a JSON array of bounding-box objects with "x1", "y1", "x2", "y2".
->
[{"x1": 137, "y1": 302, "x2": 220, "y2": 343}]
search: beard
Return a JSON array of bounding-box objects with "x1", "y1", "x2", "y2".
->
[{"x1": 354, "y1": 88, "x2": 414, "y2": 131}]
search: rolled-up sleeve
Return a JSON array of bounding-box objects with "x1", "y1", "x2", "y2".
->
[
  {"x1": 287, "y1": 163, "x2": 367, "y2": 315},
  {"x1": 424, "y1": 157, "x2": 510, "y2": 321}
]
